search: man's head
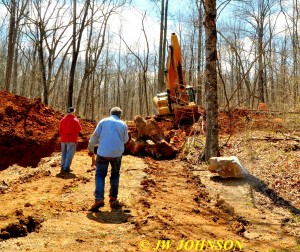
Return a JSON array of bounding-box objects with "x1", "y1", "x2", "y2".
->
[
  {"x1": 110, "y1": 107, "x2": 123, "y2": 118},
  {"x1": 67, "y1": 107, "x2": 75, "y2": 114}
]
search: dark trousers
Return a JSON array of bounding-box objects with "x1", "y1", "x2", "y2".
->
[{"x1": 94, "y1": 155, "x2": 122, "y2": 201}]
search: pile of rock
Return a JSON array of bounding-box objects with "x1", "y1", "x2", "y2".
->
[{"x1": 125, "y1": 115, "x2": 187, "y2": 159}]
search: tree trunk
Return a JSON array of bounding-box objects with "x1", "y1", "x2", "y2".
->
[
  {"x1": 257, "y1": 24, "x2": 265, "y2": 103},
  {"x1": 5, "y1": 0, "x2": 16, "y2": 91},
  {"x1": 138, "y1": 70, "x2": 143, "y2": 115},
  {"x1": 12, "y1": 33, "x2": 19, "y2": 94},
  {"x1": 68, "y1": 0, "x2": 90, "y2": 107},
  {"x1": 103, "y1": 47, "x2": 109, "y2": 117},
  {"x1": 157, "y1": 0, "x2": 165, "y2": 93},
  {"x1": 117, "y1": 36, "x2": 121, "y2": 107},
  {"x1": 68, "y1": 0, "x2": 77, "y2": 108},
  {"x1": 196, "y1": 1, "x2": 204, "y2": 106},
  {"x1": 38, "y1": 22, "x2": 48, "y2": 105},
  {"x1": 292, "y1": 0, "x2": 299, "y2": 107},
  {"x1": 203, "y1": 0, "x2": 219, "y2": 161},
  {"x1": 91, "y1": 74, "x2": 95, "y2": 120},
  {"x1": 162, "y1": 0, "x2": 168, "y2": 83}
]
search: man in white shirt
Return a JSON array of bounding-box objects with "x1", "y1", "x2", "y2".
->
[{"x1": 88, "y1": 107, "x2": 129, "y2": 211}]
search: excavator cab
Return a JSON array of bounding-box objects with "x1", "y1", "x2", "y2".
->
[
  {"x1": 186, "y1": 85, "x2": 196, "y2": 103},
  {"x1": 153, "y1": 33, "x2": 199, "y2": 126}
]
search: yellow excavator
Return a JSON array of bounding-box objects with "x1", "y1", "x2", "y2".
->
[{"x1": 153, "y1": 33, "x2": 200, "y2": 126}]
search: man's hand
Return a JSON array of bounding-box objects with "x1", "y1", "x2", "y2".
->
[{"x1": 88, "y1": 150, "x2": 94, "y2": 157}]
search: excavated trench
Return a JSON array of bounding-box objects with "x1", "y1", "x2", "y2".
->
[
  {"x1": 0, "y1": 135, "x2": 59, "y2": 170},
  {"x1": 0, "y1": 91, "x2": 96, "y2": 170},
  {"x1": 0, "y1": 91, "x2": 197, "y2": 171},
  {"x1": 1, "y1": 91, "x2": 274, "y2": 171}
]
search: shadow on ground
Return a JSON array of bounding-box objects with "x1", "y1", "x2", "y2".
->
[
  {"x1": 210, "y1": 174, "x2": 300, "y2": 215},
  {"x1": 86, "y1": 209, "x2": 132, "y2": 224}
]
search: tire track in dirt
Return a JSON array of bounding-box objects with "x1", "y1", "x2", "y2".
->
[
  {"x1": 1, "y1": 150, "x2": 299, "y2": 252},
  {"x1": 132, "y1": 157, "x2": 245, "y2": 251},
  {"x1": 132, "y1": 156, "x2": 300, "y2": 252},
  {"x1": 189, "y1": 159, "x2": 300, "y2": 251}
]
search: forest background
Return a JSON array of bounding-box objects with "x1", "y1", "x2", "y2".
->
[{"x1": 0, "y1": 0, "x2": 299, "y2": 122}]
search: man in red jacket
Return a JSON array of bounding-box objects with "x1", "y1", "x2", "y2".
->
[{"x1": 59, "y1": 107, "x2": 82, "y2": 173}]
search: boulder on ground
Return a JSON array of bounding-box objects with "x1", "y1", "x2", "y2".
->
[
  {"x1": 133, "y1": 115, "x2": 164, "y2": 142},
  {"x1": 125, "y1": 139, "x2": 147, "y2": 155},
  {"x1": 164, "y1": 129, "x2": 186, "y2": 150},
  {"x1": 208, "y1": 156, "x2": 248, "y2": 178},
  {"x1": 125, "y1": 115, "x2": 191, "y2": 159},
  {"x1": 145, "y1": 140, "x2": 178, "y2": 159},
  {"x1": 125, "y1": 115, "x2": 179, "y2": 159}
]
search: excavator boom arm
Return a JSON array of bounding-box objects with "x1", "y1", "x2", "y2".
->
[
  {"x1": 153, "y1": 32, "x2": 199, "y2": 126},
  {"x1": 166, "y1": 33, "x2": 188, "y2": 104}
]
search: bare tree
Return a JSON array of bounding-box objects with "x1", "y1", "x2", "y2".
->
[
  {"x1": 280, "y1": 0, "x2": 300, "y2": 108},
  {"x1": 75, "y1": 0, "x2": 127, "y2": 117},
  {"x1": 236, "y1": 0, "x2": 279, "y2": 104},
  {"x1": 0, "y1": 0, "x2": 299, "y2": 120},
  {"x1": 292, "y1": 0, "x2": 299, "y2": 105},
  {"x1": 157, "y1": 0, "x2": 169, "y2": 93},
  {"x1": 119, "y1": 11, "x2": 150, "y2": 116},
  {"x1": 3, "y1": 0, "x2": 28, "y2": 91},
  {"x1": 68, "y1": 0, "x2": 90, "y2": 107},
  {"x1": 196, "y1": 0, "x2": 204, "y2": 106},
  {"x1": 202, "y1": 0, "x2": 219, "y2": 161},
  {"x1": 24, "y1": 0, "x2": 73, "y2": 105}
]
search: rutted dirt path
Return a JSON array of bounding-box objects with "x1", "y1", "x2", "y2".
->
[
  {"x1": 191, "y1": 167, "x2": 299, "y2": 251},
  {"x1": 0, "y1": 152, "x2": 146, "y2": 252},
  {"x1": 1, "y1": 90, "x2": 300, "y2": 252},
  {"x1": 0, "y1": 147, "x2": 299, "y2": 251},
  {"x1": 132, "y1": 157, "x2": 244, "y2": 250}
]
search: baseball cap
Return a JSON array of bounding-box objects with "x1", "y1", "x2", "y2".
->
[{"x1": 67, "y1": 107, "x2": 75, "y2": 113}]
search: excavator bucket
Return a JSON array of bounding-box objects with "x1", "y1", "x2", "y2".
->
[{"x1": 173, "y1": 103, "x2": 200, "y2": 126}]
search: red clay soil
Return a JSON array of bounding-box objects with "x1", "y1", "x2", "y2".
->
[
  {"x1": 0, "y1": 92, "x2": 299, "y2": 252},
  {"x1": 0, "y1": 91, "x2": 96, "y2": 170},
  {"x1": 0, "y1": 91, "x2": 283, "y2": 170}
]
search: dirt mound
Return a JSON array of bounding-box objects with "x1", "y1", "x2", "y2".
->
[
  {"x1": 0, "y1": 91, "x2": 95, "y2": 170},
  {"x1": 0, "y1": 91, "x2": 286, "y2": 169},
  {"x1": 0, "y1": 215, "x2": 43, "y2": 240},
  {"x1": 218, "y1": 108, "x2": 286, "y2": 134}
]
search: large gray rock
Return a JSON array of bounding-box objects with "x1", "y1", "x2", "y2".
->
[{"x1": 208, "y1": 156, "x2": 248, "y2": 178}]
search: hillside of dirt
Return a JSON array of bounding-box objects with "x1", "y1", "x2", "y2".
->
[
  {"x1": 0, "y1": 91, "x2": 96, "y2": 170},
  {"x1": 0, "y1": 91, "x2": 299, "y2": 252}
]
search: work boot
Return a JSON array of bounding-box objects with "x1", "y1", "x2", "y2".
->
[
  {"x1": 60, "y1": 168, "x2": 71, "y2": 173},
  {"x1": 109, "y1": 198, "x2": 125, "y2": 210},
  {"x1": 89, "y1": 200, "x2": 104, "y2": 212}
]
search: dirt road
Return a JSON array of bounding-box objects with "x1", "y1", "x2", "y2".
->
[{"x1": 0, "y1": 137, "x2": 299, "y2": 252}]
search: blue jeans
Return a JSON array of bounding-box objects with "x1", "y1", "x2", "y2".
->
[
  {"x1": 61, "y1": 142, "x2": 77, "y2": 171},
  {"x1": 94, "y1": 155, "x2": 122, "y2": 201}
]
